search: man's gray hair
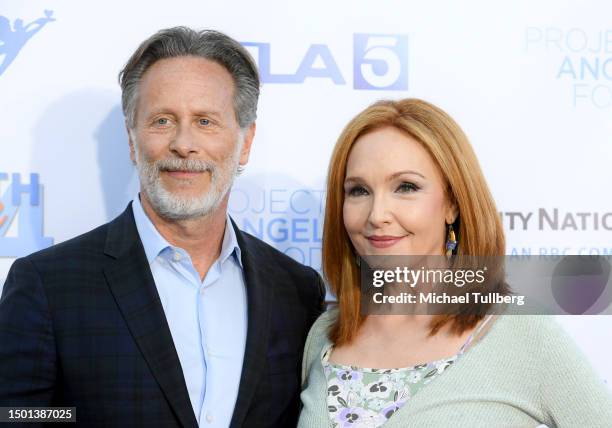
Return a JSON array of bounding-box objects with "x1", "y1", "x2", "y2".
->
[{"x1": 119, "y1": 27, "x2": 259, "y2": 130}]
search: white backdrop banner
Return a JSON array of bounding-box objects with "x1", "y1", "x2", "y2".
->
[{"x1": 1, "y1": 1, "x2": 611, "y2": 386}]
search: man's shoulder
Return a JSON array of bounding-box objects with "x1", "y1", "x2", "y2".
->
[
  {"x1": 26, "y1": 222, "x2": 109, "y2": 266},
  {"x1": 24, "y1": 205, "x2": 134, "y2": 270}
]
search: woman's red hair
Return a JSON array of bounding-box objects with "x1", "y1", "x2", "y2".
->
[{"x1": 323, "y1": 99, "x2": 507, "y2": 345}]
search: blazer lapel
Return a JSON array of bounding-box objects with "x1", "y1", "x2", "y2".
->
[
  {"x1": 102, "y1": 203, "x2": 198, "y2": 428},
  {"x1": 230, "y1": 219, "x2": 274, "y2": 428}
]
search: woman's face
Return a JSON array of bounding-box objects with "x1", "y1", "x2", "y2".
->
[{"x1": 343, "y1": 126, "x2": 457, "y2": 256}]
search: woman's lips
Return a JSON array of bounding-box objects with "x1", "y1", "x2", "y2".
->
[{"x1": 366, "y1": 235, "x2": 405, "y2": 248}]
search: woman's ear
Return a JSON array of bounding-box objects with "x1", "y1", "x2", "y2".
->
[{"x1": 445, "y1": 196, "x2": 458, "y2": 225}]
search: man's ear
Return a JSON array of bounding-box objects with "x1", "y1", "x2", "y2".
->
[
  {"x1": 127, "y1": 125, "x2": 136, "y2": 165},
  {"x1": 239, "y1": 122, "x2": 256, "y2": 166}
]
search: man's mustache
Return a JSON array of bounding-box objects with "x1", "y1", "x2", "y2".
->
[{"x1": 151, "y1": 158, "x2": 216, "y2": 173}]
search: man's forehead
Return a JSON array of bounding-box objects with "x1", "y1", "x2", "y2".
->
[
  {"x1": 136, "y1": 56, "x2": 235, "y2": 114},
  {"x1": 141, "y1": 56, "x2": 232, "y2": 84}
]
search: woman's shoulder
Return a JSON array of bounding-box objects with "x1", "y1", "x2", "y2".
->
[
  {"x1": 301, "y1": 307, "x2": 338, "y2": 379},
  {"x1": 485, "y1": 314, "x2": 585, "y2": 360},
  {"x1": 313, "y1": 306, "x2": 339, "y2": 327},
  {"x1": 493, "y1": 314, "x2": 569, "y2": 340},
  {"x1": 491, "y1": 316, "x2": 612, "y2": 423},
  {"x1": 306, "y1": 306, "x2": 338, "y2": 347}
]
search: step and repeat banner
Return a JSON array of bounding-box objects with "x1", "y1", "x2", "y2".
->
[{"x1": 1, "y1": 1, "x2": 611, "y2": 384}]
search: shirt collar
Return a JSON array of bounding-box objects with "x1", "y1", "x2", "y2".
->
[
  {"x1": 220, "y1": 210, "x2": 243, "y2": 268},
  {"x1": 132, "y1": 194, "x2": 242, "y2": 268}
]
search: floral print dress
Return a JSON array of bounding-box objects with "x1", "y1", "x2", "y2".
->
[{"x1": 322, "y1": 315, "x2": 493, "y2": 428}]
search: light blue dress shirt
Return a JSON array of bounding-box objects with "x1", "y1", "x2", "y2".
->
[{"x1": 132, "y1": 195, "x2": 247, "y2": 427}]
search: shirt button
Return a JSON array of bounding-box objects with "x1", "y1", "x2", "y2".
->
[
  {"x1": 200, "y1": 288, "x2": 205, "y2": 295},
  {"x1": 205, "y1": 413, "x2": 213, "y2": 423},
  {"x1": 173, "y1": 252, "x2": 181, "y2": 262}
]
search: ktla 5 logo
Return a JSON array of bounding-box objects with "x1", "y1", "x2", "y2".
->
[
  {"x1": 0, "y1": 173, "x2": 53, "y2": 257},
  {"x1": 242, "y1": 34, "x2": 408, "y2": 90}
]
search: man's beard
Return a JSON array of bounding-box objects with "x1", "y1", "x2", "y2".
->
[{"x1": 133, "y1": 138, "x2": 242, "y2": 221}]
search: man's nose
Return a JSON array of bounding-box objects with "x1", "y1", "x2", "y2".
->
[{"x1": 169, "y1": 123, "x2": 199, "y2": 157}]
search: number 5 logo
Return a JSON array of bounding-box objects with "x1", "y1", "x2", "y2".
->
[{"x1": 353, "y1": 34, "x2": 408, "y2": 90}]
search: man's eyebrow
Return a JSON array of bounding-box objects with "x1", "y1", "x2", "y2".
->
[
  {"x1": 144, "y1": 108, "x2": 223, "y2": 118},
  {"x1": 192, "y1": 110, "x2": 223, "y2": 118}
]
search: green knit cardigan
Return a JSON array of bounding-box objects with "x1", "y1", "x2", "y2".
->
[{"x1": 298, "y1": 309, "x2": 612, "y2": 427}]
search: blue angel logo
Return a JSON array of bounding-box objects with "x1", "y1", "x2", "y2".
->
[{"x1": 0, "y1": 10, "x2": 55, "y2": 77}]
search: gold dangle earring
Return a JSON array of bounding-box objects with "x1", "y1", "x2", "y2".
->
[{"x1": 445, "y1": 224, "x2": 457, "y2": 258}]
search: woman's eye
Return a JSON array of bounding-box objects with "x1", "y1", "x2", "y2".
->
[
  {"x1": 397, "y1": 182, "x2": 419, "y2": 193},
  {"x1": 347, "y1": 185, "x2": 369, "y2": 197},
  {"x1": 199, "y1": 118, "x2": 210, "y2": 126}
]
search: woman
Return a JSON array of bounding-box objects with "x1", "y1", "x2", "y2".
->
[{"x1": 298, "y1": 99, "x2": 612, "y2": 427}]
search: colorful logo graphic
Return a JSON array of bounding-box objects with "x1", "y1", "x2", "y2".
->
[
  {"x1": 242, "y1": 33, "x2": 408, "y2": 90},
  {"x1": 0, "y1": 10, "x2": 55, "y2": 77},
  {"x1": 0, "y1": 173, "x2": 53, "y2": 257}
]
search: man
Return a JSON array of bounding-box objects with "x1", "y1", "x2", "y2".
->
[{"x1": 0, "y1": 27, "x2": 325, "y2": 427}]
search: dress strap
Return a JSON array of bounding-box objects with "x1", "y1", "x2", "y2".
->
[{"x1": 459, "y1": 314, "x2": 494, "y2": 354}]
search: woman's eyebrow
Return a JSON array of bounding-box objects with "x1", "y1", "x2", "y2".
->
[
  {"x1": 389, "y1": 170, "x2": 426, "y2": 180},
  {"x1": 344, "y1": 176, "x2": 363, "y2": 184}
]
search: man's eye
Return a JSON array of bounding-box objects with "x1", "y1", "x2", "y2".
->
[
  {"x1": 397, "y1": 182, "x2": 420, "y2": 193},
  {"x1": 156, "y1": 118, "x2": 169, "y2": 126},
  {"x1": 347, "y1": 186, "x2": 369, "y2": 197},
  {"x1": 199, "y1": 118, "x2": 210, "y2": 126}
]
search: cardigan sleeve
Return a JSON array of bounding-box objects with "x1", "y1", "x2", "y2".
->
[
  {"x1": 537, "y1": 317, "x2": 612, "y2": 427},
  {"x1": 301, "y1": 308, "x2": 336, "y2": 387}
]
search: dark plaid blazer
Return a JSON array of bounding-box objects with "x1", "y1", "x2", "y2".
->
[{"x1": 0, "y1": 203, "x2": 326, "y2": 427}]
